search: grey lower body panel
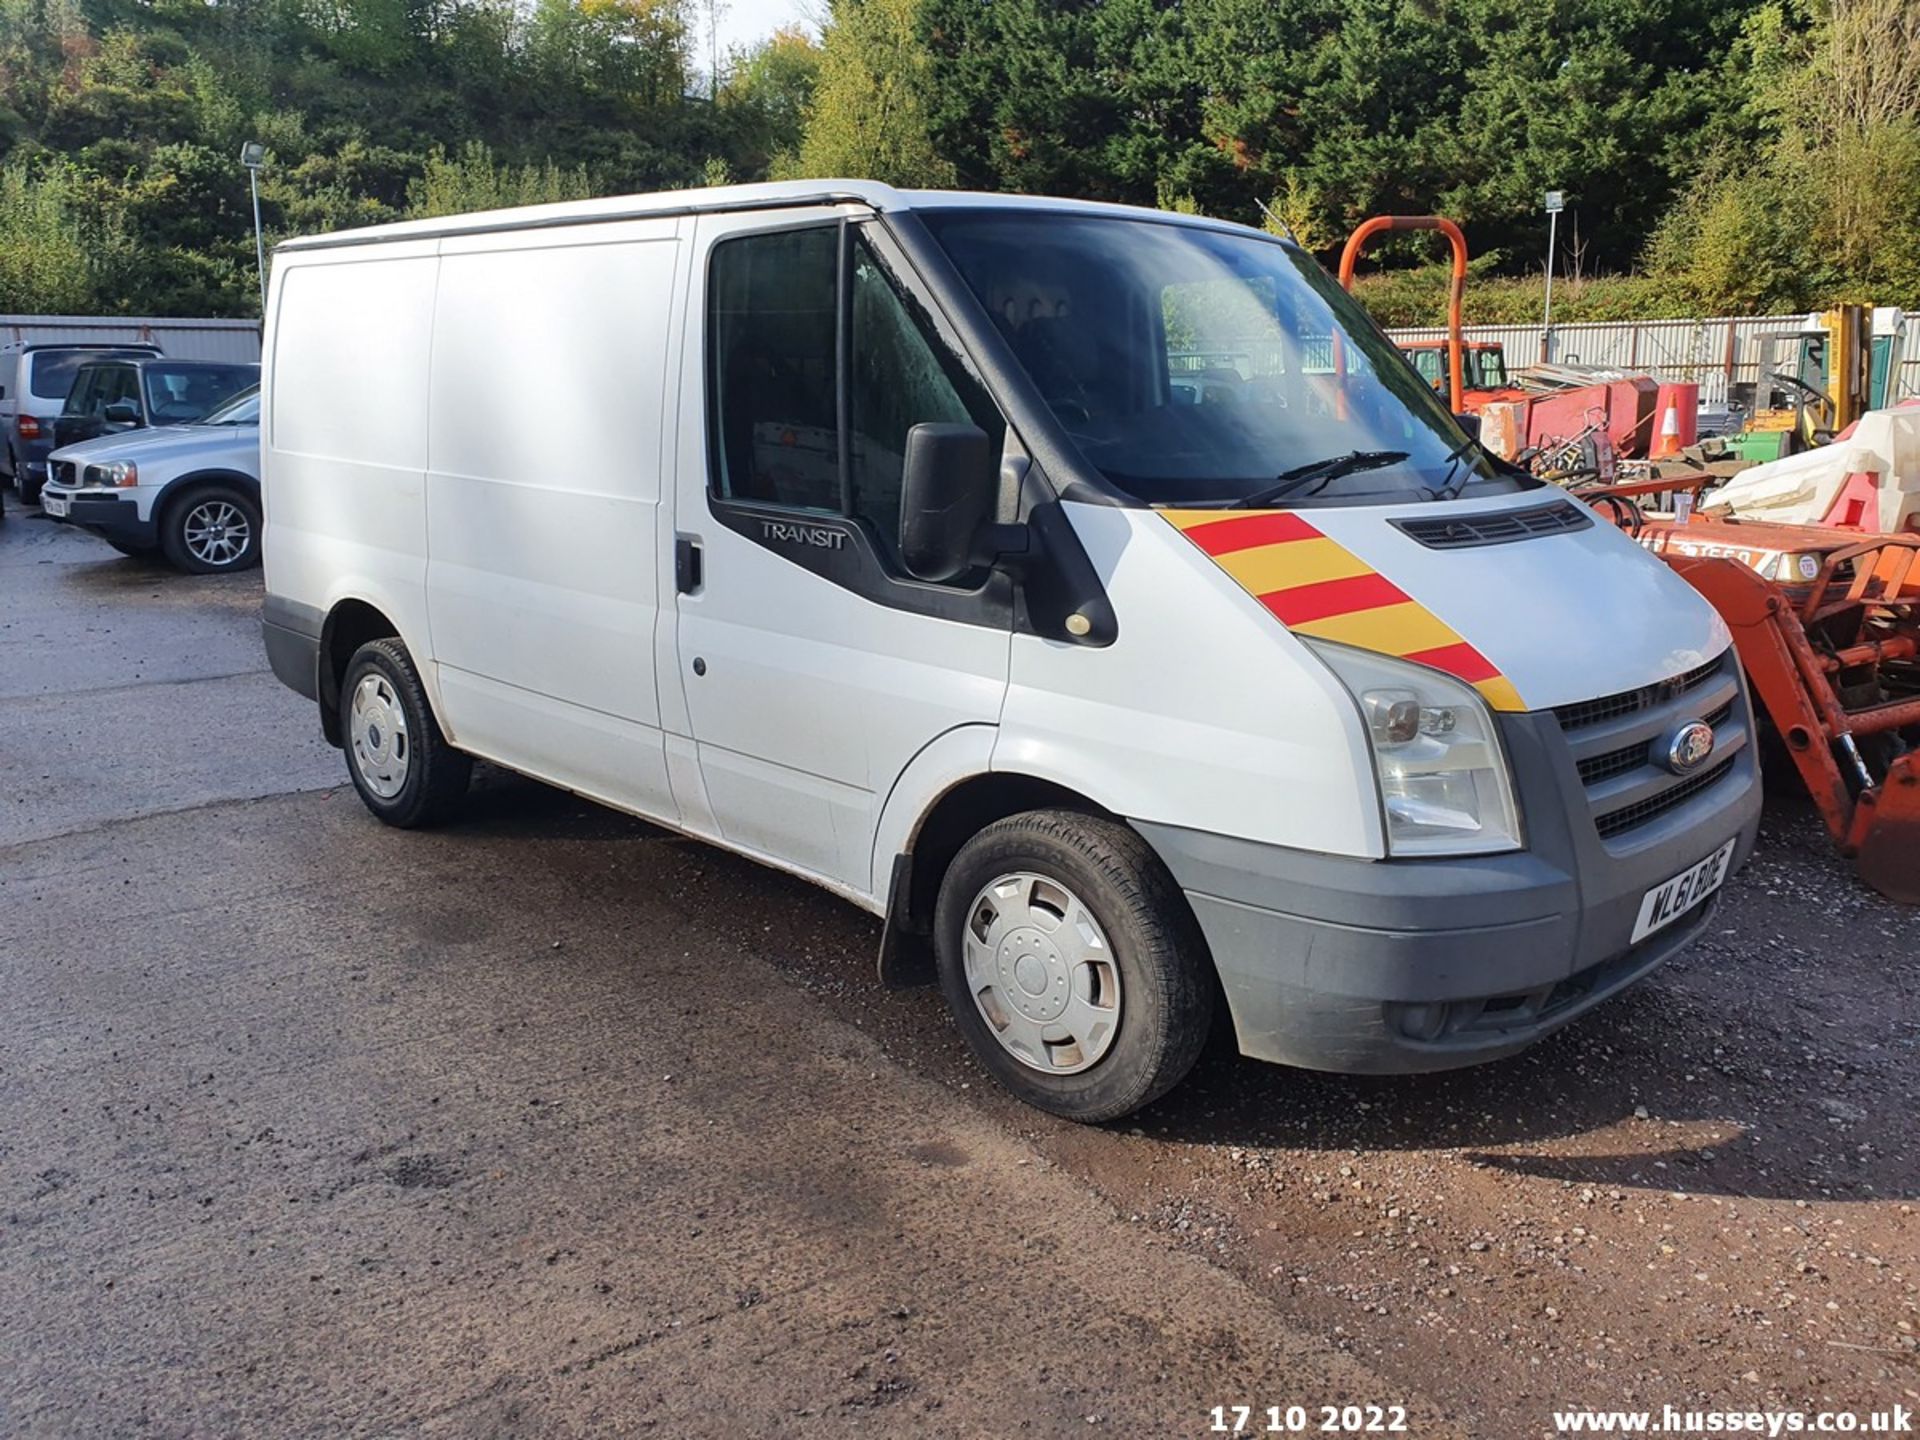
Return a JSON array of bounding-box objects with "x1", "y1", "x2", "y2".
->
[
  {"x1": 1134, "y1": 697, "x2": 1764, "y2": 1075},
  {"x1": 47, "y1": 492, "x2": 159, "y2": 548},
  {"x1": 1178, "y1": 884, "x2": 1721, "y2": 1073},
  {"x1": 262, "y1": 593, "x2": 324, "y2": 702}
]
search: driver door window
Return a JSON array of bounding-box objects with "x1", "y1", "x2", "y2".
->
[
  {"x1": 847, "y1": 238, "x2": 1003, "y2": 564},
  {"x1": 710, "y1": 226, "x2": 841, "y2": 513},
  {"x1": 708, "y1": 224, "x2": 1004, "y2": 578}
]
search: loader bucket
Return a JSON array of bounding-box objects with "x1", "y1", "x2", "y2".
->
[{"x1": 1851, "y1": 752, "x2": 1920, "y2": 904}]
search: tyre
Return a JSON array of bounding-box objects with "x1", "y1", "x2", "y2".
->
[
  {"x1": 20, "y1": 469, "x2": 41, "y2": 506},
  {"x1": 339, "y1": 637, "x2": 472, "y2": 828},
  {"x1": 933, "y1": 809, "x2": 1213, "y2": 1122},
  {"x1": 161, "y1": 484, "x2": 260, "y2": 573}
]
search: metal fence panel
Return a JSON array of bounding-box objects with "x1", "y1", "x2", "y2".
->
[
  {"x1": 1387, "y1": 313, "x2": 1920, "y2": 406},
  {"x1": 0, "y1": 315, "x2": 261, "y2": 365}
]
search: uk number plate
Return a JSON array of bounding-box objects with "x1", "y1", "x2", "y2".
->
[
  {"x1": 1630, "y1": 838, "x2": 1736, "y2": 943},
  {"x1": 42, "y1": 493, "x2": 68, "y2": 517}
]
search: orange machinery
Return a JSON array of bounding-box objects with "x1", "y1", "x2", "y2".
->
[
  {"x1": 1339, "y1": 217, "x2": 1692, "y2": 460},
  {"x1": 1586, "y1": 477, "x2": 1920, "y2": 901},
  {"x1": 1340, "y1": 215, "x2": 1470, "y2": 412}
]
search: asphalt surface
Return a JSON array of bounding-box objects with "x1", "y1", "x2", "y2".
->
[{"x1": 2, "y1": 502, "x2": 1915, "y2": 1437}]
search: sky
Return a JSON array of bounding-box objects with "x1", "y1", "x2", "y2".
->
[{"x1": 703, "y1": 0, "x2": 820, "y2": 67}]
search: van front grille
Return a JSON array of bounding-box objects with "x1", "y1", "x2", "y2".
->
[
  {"x1": 1577, "y1": 742, "x2": 1651, "y2": 787},
  {"x1": 1552, "y1": 652, "x2": 1746, "y2": 842},
  {"x1": 1594, "y1": 757, "x2": 1737, "y2": 839},
  {"x1": 1575, "y1": 699, "x2": 1735, "y2": 788},
  {"x1": 1553, "y1": 657, "x2": 1721, "y2": 732}
]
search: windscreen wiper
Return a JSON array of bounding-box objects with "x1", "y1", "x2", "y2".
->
[
  {"x1": 1424, "y1": 433, "x2": 1481, "y2": 502},
  {"x1": 1231, "y1": 450, "x2": 1409, "y2": 509}
]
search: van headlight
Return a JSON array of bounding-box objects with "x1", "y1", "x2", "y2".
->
[{"x1": 1303, "y1": 639, "x2": 1522, "y2": 856}]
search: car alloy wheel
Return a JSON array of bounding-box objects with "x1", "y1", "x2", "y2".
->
[{"x1": 182, "y1": 497, "x2": 252, "y2": 568}]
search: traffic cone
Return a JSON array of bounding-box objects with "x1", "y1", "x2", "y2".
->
[{"x1": 1652, "y1": 401, "x2": 1681, "y2": 459}]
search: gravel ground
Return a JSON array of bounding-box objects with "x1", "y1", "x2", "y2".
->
[
  {"x1": 659, "y1": 793, "x2": 1920, "y2": 1431},
  {"x1": 2, "y1": 504, "x2": 1914, "y2": 1436}
]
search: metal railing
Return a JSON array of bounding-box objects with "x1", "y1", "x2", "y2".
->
[{"x1": 1385, "y1": 313, "x2": 1920, "y2": 407}]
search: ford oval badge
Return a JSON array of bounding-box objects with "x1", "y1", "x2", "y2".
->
[{"x1": 1665, "y1": 720, "x2": 1716, "y2": 774}]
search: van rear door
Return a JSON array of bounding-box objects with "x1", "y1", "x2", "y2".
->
[{"x1": 665, "y1": 210, "x2": 1014, "y2": 894}]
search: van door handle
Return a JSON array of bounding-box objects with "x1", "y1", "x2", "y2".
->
[{"x1": 675, "y1": 535, "x2": 703, "y2": 594}]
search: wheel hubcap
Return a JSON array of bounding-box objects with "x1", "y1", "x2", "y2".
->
[
  {"x1": 962, "y1": 873, "x2": 1120, "y2": 1075},
  {"x1": 183, "y1": 500, "x2": 250, "y2": 567},
  {"x1": 349, "y1": 674, "x2": 410, "y2": 799}
]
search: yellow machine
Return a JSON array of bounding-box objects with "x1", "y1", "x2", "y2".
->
[{"x1": 1736, "y1": 305, "x2": 1907, "y2": 461}]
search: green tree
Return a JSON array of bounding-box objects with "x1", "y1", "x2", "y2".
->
[
  {"x1": 0, "y1": 0, "x2": 1910, "y2": 321},
  {"x1": 1647, "y1": 0, "x2": 1920, "y2": 311},
  {"x1": 720, "y1": 25, "x2": 821, "y2": 177},
  {"x1": 0, "y1": 161, "x2": 134, "y2": 311},
  {"x1": 795, "y1": 0, "x2": 952, "y2": 187},
  {"x1": 407, "y1": 140, "x2": 594, "y2": 218}
]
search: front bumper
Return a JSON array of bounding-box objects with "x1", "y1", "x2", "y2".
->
[
  {"x1": 39, "y1": 485, "x2": 157, "y2": 547},
  {"x1": 1134, "y1": 664, "x2": 1763, "y2": 1075}
]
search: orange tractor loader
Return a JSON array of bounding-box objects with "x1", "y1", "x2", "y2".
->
[
  {"x1": 1339, "y1": 215, "x2": 1469, "y2": 413},
  {"x1": 1334, "y1": 217, "x2": 1920, "y2": 902},
  {"x1": 1589, "y1": 480, "x2": 1920, "y2": 902}
]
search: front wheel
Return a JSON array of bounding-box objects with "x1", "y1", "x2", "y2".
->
[
  {"x1": 339, "y1": 638, "x2": 472, "y2": 828},
  {"x1": 934, "y1": 810, "x2": 1213, "y2": 1122},
  {"x1": 162, "y1": 485, "x2": 260, "y2": 573}
]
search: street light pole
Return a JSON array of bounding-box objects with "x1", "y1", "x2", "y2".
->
[
  {"x1": 1542, "y1": 189, "x2": 1563, "y2": 365},
  {"x1": 241, "y1": 142, "x2": 267, "y2": 319}
]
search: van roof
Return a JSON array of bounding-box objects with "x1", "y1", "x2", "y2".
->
[
  {"x1": 275, "y1": 180, "x2": 1264, "y2": 254},
  {"x1": 76, "y1": 356, "x2": 256, "y2": 370},
  {"x1": 7, "y1": 341, "x2": 163, "y2": 355}
]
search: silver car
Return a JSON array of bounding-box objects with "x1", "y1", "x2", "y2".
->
[{"x1": 40, "y1": 386, "x2": 262, "y2": 572}]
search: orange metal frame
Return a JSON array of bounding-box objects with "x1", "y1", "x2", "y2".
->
[
  {"x1": 1339, "y1": 216, "x2": 1469, "y2": 412},
  {"x1": 1589, "y1": 478, "x2": 1920, "y2": 901}
]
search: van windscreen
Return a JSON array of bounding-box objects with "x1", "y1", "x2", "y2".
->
[{"x1": 922, "y1": 211, "x2": 1532, "y2": 508}]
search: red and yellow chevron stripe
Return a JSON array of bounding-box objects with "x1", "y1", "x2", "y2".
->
[{"x1": 1164, "y1": 509, "x2": 1526, "y2": 712}]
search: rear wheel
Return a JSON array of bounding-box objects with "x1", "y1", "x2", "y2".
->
[
  {"x1": 934, "y1": 810, "x2": 1213, "y2": 1122},
  {"x1": 161, "y1": 484, "x2": 260, "y2": 573},
  {"x1": 20, "y1": 469, "x2": 42, "y2": 506},
  {"x1": 339, "y1": 638, "x2": 471, "y2": 828}
]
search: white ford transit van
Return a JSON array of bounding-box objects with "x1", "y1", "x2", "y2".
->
[{"x1": 261, "y1": 181, "x2": 1761, "y2": 1121}]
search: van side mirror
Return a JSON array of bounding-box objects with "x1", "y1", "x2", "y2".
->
[
  {"x1": 899, "y1": 422, "x2": 998, "y2": 583},
  {"x1": 1453, "y1": 412, "x2": 1481, "y2": 442},
  {"x1": 104, "y1": 401, "x2": 141, "y2": 426}
]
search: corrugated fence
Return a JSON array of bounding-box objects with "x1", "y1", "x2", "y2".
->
[
  {"x1": 0, "y1": 315, "x2": 261, "y2": 365},
  {"x1": 6, "y1": 311, "x2": 1910, "y2": 407},
  {"x1": 1386, "y1": 313, "x2": 1920, "y2": 406}
]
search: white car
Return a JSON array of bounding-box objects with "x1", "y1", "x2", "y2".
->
[{"x1": 41, "y1": 386, "x2": 262, "y2": 572}]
